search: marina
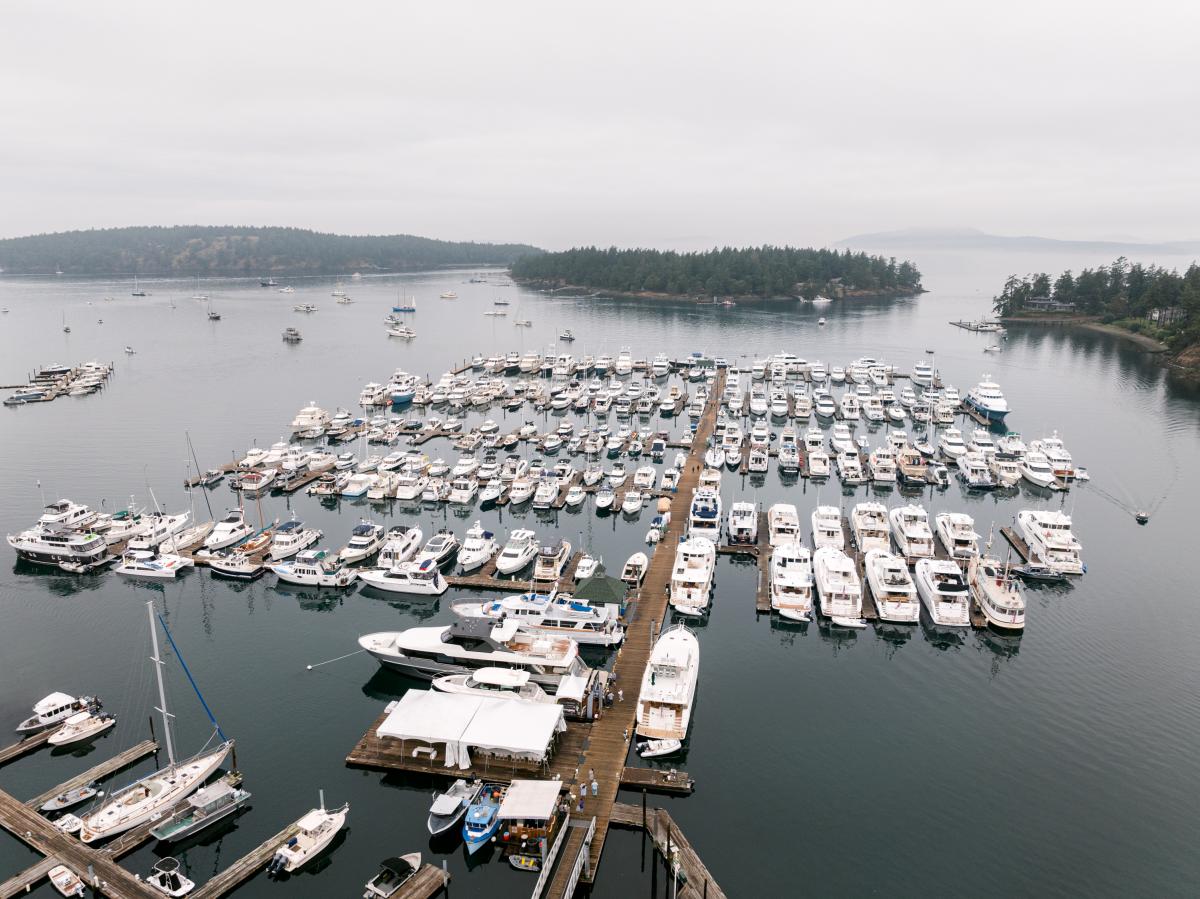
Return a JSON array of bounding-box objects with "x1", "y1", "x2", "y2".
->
[{"x1": 0, "y1": 263, "x2": 1192, "y2": 899}]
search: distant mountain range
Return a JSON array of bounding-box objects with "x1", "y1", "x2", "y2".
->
[
  {"x1": 0, "y1": 226, "x2": 542, "y2": 276},
  {"x1": 837, "y1": 227, "x2": 1200, "y2": 255}
]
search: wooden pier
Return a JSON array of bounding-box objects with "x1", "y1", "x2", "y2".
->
[
  {"x1": 0, "y1": 731, "x2": 51, "y2": 767},
  {"x1": 25, "y1": 739, "x2": 158, "y2": 809},
  {"x1": 619, "y1": 766, "x2": 694, "y2": 795},
  {"x1": 608, "y1": 801, "x2": 727, "y2": 899},
  {"x1": 393, "y1": 864, "x2": 450, "y2": 898},
  {"x1": 1000, "y1": 526, "x2": 1031, "y2": 562},
  {"x1": 188, "y1": 820, "x2": 301, "y2": 899}
]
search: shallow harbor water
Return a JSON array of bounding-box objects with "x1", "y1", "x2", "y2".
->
[{"x1": 2, "y1": 252, "x2": 1200, "y2": 897}]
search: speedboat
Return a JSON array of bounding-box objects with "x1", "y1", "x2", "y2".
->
[
  {"x1": 359, "y1": 559, "x2": 448, "y2": 595},
  {"x1": 1016, "y1": 509, "x2": 1084, "y2": 574},
  {"x1": 971, "y1": 556, "x2": 1026, "y2": 631},
  {"x1": 813, "y1": 546, "x2": 865, "y2": 627},
  {"x1": 142, "y1": 858, "x2": 194, "y2": 897},
  {"x1": 864, "y1": 549, "x2": 919, "y2": 624},
  {"x1": 204, "y1": 509, "x2": 253, "y2": 550},
  {"x1": 811, "y1": 506, "x2": 844, "y2": 550},
  {"x1": 48, "y1": 709, "x2": 115, "y2": 747},
  {"x1": 889, "y1": 504, "x2": 935, "y2": 563},
  {"x1": 635, "y1": 625, "x2": 700, "y2": 739},
  {"x1": 770, "y1": 541, "x2": 814, "y2": 621},
  {"x1": 462, "y1": 784, "x2": 505, "y2": 855},
  {"x1": 271, "y1": 549, "x2": 359, "y2": 587},
  {"x1": 621, "y1": 552, "x2": 649, "y2": 587},
  {"x1": 496, "y1": 529, "x2": 539, "y2": 574},
  {"x1": 935, "y1": 512, "x2": 980, "y2": 560},
  {"x1": 16, "y1": 693, "x2": 95, "y2": 735},
  {"x1": 914, "y1": 559, "x2": 971, "y2": 628},
  {"x1": 267, "y1": 797, "x2": 348, "y2": 875},
  {"x1": 339, "y1": 521, "x2": 386, "y2": 564},
  {"x1": 669, "y1": 537, "x2": 716, "y2": 616}
]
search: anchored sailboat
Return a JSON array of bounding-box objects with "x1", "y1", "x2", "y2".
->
[{"x1": 80, "y1": 602, "x2": 233, "y2": 842}]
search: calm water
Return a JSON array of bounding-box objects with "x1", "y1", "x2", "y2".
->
[{"x1": 2, "y1": 252, "x2": 1199, "y2": 897}]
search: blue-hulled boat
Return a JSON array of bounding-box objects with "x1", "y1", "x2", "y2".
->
[{"x1": 462, "y1": 784, "x2": 505, "y2": 854}]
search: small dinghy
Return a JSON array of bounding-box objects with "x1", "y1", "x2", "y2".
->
[
  {"x1": 830, "y1": 616, "x2": 868, "y2": 630},
  {"x1": 48, "y1": 864, "x2": 85, "y2": 897},
  {"x1": 53, "y1": 814, "x2": 84, "y2": 834},
  {"x1": 509, "y1": 854, "x2": 542, "y2": 872},
  {"x1": 426, "y1": 779, "x2": 482, "y2": 836},
  {"x1": 637, "y1": 738, "x2": 682, "y2": 758},
  {"x1": 142, "y1": 857, "x2": 194, "y2": 897},
  {"x1": 41, "y1": 781, "x2": 100, "y2": 812},
  {"x1": 363, "y1": 853, "x2": 422, "y2": 898}
]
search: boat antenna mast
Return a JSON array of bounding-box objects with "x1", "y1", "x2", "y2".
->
[{"x1": 147, "y1": 601, "x2": 177, "y2": 768}]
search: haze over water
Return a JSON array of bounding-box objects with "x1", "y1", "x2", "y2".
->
[{"x1": 1, "y1": 248, "x2": 1199, "y2": 897}]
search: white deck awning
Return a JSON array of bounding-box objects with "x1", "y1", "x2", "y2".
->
[{"x1": 498, "y1": 779, "x2": 562, "y2": 821}]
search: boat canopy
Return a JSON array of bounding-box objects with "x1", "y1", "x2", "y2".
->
[
  {"x1": 498, "y1": 780, "x2": 561, "y2": 822},
  {"x1": 380, "y1": 856, "x2": 417, "y2": 879},
  {"x1": 188, "y1": 780, "x2": 237, "y2": 810}
]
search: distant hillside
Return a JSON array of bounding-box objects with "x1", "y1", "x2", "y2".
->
[
  {"x1": 0, "y1": 226, "x2": 542, "y2": 275},
  {"x1": 510, "y1": 245, "x2": 922, "y2": 300},
  {"x1": 838, "y1": 226, "x2": 1200, "y2": 255}
]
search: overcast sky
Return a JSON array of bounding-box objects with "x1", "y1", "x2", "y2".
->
[{"x1": 2, "y1": 0, "x2": 1197, "y2": 250}]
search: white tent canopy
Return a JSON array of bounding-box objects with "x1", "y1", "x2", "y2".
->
[
  {"x1": 377, "y1": 691, "x2": 566, "y2": 769},
  {"x1": 498, "y1": 779, "x2": 562, "y2": 822}
]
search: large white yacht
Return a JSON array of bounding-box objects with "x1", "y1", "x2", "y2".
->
[
  {"x1": 1019, "y1": 450, "x2": 1056, "y2": 488},
  {"x1": 813, "y1": 546, "x2": 864, "y2": 625},
  {"x1": 935, "y1": 512, "x2": 980, "y2": 560},
  {"x1": 270, "y1": 549, "x2": 358, "y2": 587},
  {"x1": 688, "y1": 488, "x2": 722, "y2": 543},
  {"x1": 290, "y1": 402, "x2": 330, "y2": 434},
  {"x1": 970, "y1": 556, "x2": 1026, "y2": 631},
  {"x1": 727, "y1": 501, "x2": 758, "y2": 546},
  {"x1": 635, "y1": 625, "x2": 700, "y2": 741},
  {"x1": 864, "y1": 549, "x2": 920, "y2": 623},
  {"x1": 495, "y1": 529, "x2": 538, "y2": 574},
  {"x1": 338, "y1": 521, "x2": 385, "y2": 563},
  {"x1": 767, "y1": 503, "x2": 801, "y2": 547},
  {"x1": 268, "y1": 519, "x2": 322, "y2": 561},
  {"x1": 38, "y1": 499, "x2": 100, "y2": 531},
  {"x1": 533, "y1": 538, "x2": 572, "y2": 581},
  {"x1": 811, "y1": 505, "x2": 844, "y2": 550},
  {"x1": 964, "y1": 376, "x2": 1010, "y2": 423},
  {"x1": 359, "y1": 618, "x2": 587, "y2": 689},
  {"x1": 769, "y1": 541, "x2": 814, "y2": 622},
  {"x1": 453, "y1": 590, "x2": 624, "y2": 647},
  {"x1": 358, "y1": 559, "x2": 448, "y2": 595},
  {"x1": 889, "y1": 504, "x2": 935, "y2": 563},
  {"x1": 1030, "y1": 432, "x2": 1075, "y2": 480},
  {"x1": 7, "y1": 527, "x2": 108, "y2": 567},
  {"x1": 669, "y1": 538, "x2": 716, "y2": 617},
  {"x1": 1016, "y1": 509, "x2": 1084, "y2": 574},
  {"x1": 914, "y1": 559, "x2": 972, "y2": 628},
  {"x1": 457, "y1": 521, "x2": 498, "y2": 572},
  {"x1": 850, "y1": 502, "x2": 890, "y2": 553},
  {"x1": 204, "y1": 509, "x2": 253, "y2": 551}
]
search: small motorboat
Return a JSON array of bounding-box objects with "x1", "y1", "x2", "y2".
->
[
  {"x1": 124, "y1": 346, "x2": 135, "y2": 354},
  {"x1": 267, "y1": 795, "x2": 349, "y2": 875},
  {"x1": 48, "y1": 710, "x2": 116, "y2": 747},
  {"x1": 198, "y1": 469, "x2": 225, "y2": 488},
  {"x1": 620, "y1": 552, "x2": 648, "y2": 587},
  {"x1": 363, "y1": 853, "x2": 423, "y2": 898},
  {"x1": 48, "y1": 864, "x2": 85, "y2": 897},
  {"x1": 142, "y1": 857, "x2": 194, "y2": 897},
  {"x1": 426, "y1": 779, "x2": 483, "y2": 836},
  {"x1": 509, "y1": 854, "x2": 542, "y2": 872},
  {"x1": 1013, "y1": 564, "x2": 1070, "y2": 583},
  {"x1": 637, "y1": 738, "x2": 682, "y2": 758},
  {"x1": 53, "y1": 813, "x2": 84, "y2": 834},
  {"x1": 41, "y1": 781, "x2": 100, "y2": 812}
]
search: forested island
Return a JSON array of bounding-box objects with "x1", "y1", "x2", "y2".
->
[
  {"x1": 509, "y1": 246, "x2": 923, "y2": 300},
  {"x1": 0, "y1": 226, "x2": 541, "y2": 276},
  {"x1": 992, "y1": 257, "x2": 1200, "y2": 366}
]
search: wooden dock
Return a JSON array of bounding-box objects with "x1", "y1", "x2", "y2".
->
[
  {"x1": 619, "y1": 766, "x2": 694, "y2": 795},
  {"x1": 394, "y1": 864, "x2": 450, "y2": 898},
  {"x1": 608, "y1": 801, "x2": 726, "y2": 899},
  {"x1": 0, "y1": 857, "x2": 60, "y2": 899},
  {"x1": 188, "y1": 820, "x2": 301, "y2": 899},
  {"x1": 0, "y1": 730, "x2": 51, "y2": 767},
  {"x1": 26, "y1": 739, "x2": 158, "y2": 810}
]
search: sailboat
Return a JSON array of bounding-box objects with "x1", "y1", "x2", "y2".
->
[
  {"x1": 191, "y1": 276, "x2": 208, "y2": 301},
  {"x1": 132, "y1": 276, "x2": 147, "y2": 297},
  {"x1": 393, "y1": 293, "x2": 417, "y2": 313},
  {"x1": 79, "y1": 602, "x2": 233, "y2": 843},
  {"x1": 62, "y1": 311, "x2": 70, "y2": 333}
]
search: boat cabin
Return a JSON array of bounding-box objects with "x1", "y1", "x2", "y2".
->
[{"x1": 497, "y1": 779, "x2": 565, "y2": 860}]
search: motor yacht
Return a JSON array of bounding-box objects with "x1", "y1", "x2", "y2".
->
[
  {"x1": 770, "y1": 541, "x2": 813, "y2": 622},
  {"x1": 37, "y1": 499, "x2": 99, "y2": 531},
  {"x1": 965, "y1": 376, "x2": 1010, "y2": 423},
  {"x1": 889, "y1": 504, "x2": 935, "y2": 563},
  {"x1": 914, "y1": 559, "x2": 971, "y2": 628},
  {"x1": 727, "y1": 501, "x2": 758, "y2": 545},
  {"x1": 669, "y1": 537, "x2": 716, "y2": 616},
  {"x1": 811, "y1": 505, "x2": 844, "y2": 550},
  {"x1": 850, "y1": 502, "x2": 890, "y2": 553},
  {"x1": 533, "y1": 538, "x2": 572, "y2": 580},
  {"x1": 935, "y1": 512, "x2": 980, "y2": 560},
  {"x1": 970, "y1": 556, "x2": 1026, "y2": 631},
  {"x1": 359, "y1": 559, "x2": 448, "y2": 595},
  {"x1": 115, "y1": 549, "x2": 194, "y2": 579},
  {"x1": 813, "y1": 546, "x2": 864, "y2": 626},
  {"x1": 635, "y1": 625, "x2": 700, "y2": 740},
  {"x1": 458, "y1": 522, "x2": 498, "y2": 572},
  {"x1": 958, "y1": 452, "x2": 995, "y2": 490},
  {"x1": 864, "y1": 549, "x2": 920, "y2": 623},
  {"x1": 496, "y1": 529, "x2": 538, "y2": 574},
  {"x1": 1016, "y1": 509, "x2": 1083, "y2": 574},
  {"x1": 455, "y1": 590, "x2": 624, "y2": 647},
  {"x1": 938, "y1": 427, "x2": 968, "y2": 463},
  {"x1": 1019, "y1": 450, "x2": 1056, "y2": 488},
  {"x1": 339, "y1": 521, "x2": 385, "y2": 563},
  {"x1": 1030, "y1": 432, "x2": 1075, "y2": 480},
  {"x1": 204, "y1": 509, "x2": 253, "y2": 551},
  {"x1": 7, "y1": 527, "x2": 108, "y2": 568},
  {"x1": 271, "y1": 549, "x2": 358, "y2": 587},
  {"x1": 688, "y1": 488, "x2": 722, "y2": 542}
]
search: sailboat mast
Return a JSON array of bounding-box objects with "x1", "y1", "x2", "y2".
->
[{"x1": 147, "y1": 601, "x2": 177, "y2": 767}]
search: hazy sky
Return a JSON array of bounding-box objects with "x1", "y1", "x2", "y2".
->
[{"x1": 2, "y1": 0, "x2": 1197, "y2": 250}]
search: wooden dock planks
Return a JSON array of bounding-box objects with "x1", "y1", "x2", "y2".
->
[
  {"x1": 394, "y1": 864, "x2": 450, "y2": 898},
  {"x1": 608, "y1": 802, "x2": 727, "y2": 899},
  {"x1": 0, "y1": 730, "x2": 51, "y2": 767},
  {"x1": 26, "y1": 740, "x2": 158, "y2": 810},
  {"x1": 188, "y1": 821, "x2": 300, "y2": 899},
  {"x1": 619, "y1": 766, "x2": 693, "y2": 795},
  {"x1": 0, "y1": 856, "x2": 59, "y2": 899}
]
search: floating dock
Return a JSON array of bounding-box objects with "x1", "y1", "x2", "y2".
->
[{"x1": 608, "y1": 801, "x2": 727, "y2": 899}]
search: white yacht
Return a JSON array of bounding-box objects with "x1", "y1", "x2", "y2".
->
[
  {"x1": 615, "y1": 348, "x2": 633, "y2": 376},
  {"x1": 770, "y1": 541, "x2": 814, "y2": 622},
  {"x1": 416, "y1": 530, "x2": 460, "y2": 567},
  {"x1": 829, "y1": 423, "x2": 855, "y2": 454},
  {"x1": 339, "y1": 521, "x2": 385, "y2": 563},
  {"x1": 7, "y1": 527, "x2": 108, "y2": 568},
  {"x1": 267, "y1": 798, "x2": 348, "y2": 875},
  {"x1": 965, "y1": 376, "x2": 1010, "y2": 423},
  {"x1": 204, "y1": 509, "x2": 253, "y2": 551},
  {"x1": 378, "y1": 526, "x2": 423, "y2": 568},
  {"x1": 910, "y1": 360, "x2": 935, "y2": 387},
  {"x1": 767, "y1": 503, "x2": 801, "y2": 547},
  {"x1": 935, "y1": 512, "x2": 980, "y2": 560},
  {"x1": 268, "y1": 519, "x2": 322, "y2": 560},
  {"x1": 432, "y1": 668, "x2": 554, "y2": 703},
  {"x1": 495, "y1": 529, "x2": 538, "y2": 574},
  {"x1": 270, "y1": 549, "x2": 358, "y2": 587},
  {"x1": 687, "y1": 488, "x2": 722, "y2": 542},
  {"x1": 454, "y1": 590, "x2": 624, "y2": 647},
  {"x1": 533, "y1": 539, "x2": 572, "y2": 581},
  {"x1": 115, "y1": 550, "x2": 194, "y2": 579},
  {"x1": 811, "y1": 506, "x2": 844, "y2": 550},
  {"x1": 914, "y1": 559, "x2": 971, "y2": 629},
  {"x1": 1016, "y1": 509, "x2": 1084, "y2": 574},
  {"x1": 938, "y1": 427, "x2": 968, "y2": 463},
  {"x1": 813, "y1": 546, "x2": 864, "y2": 626},
  {"x1": 48, "y1": 710, "x2": 116, "y2": 747},
  {"x1": 727, "y1": 501, "x2": 758, "y2": 546},
  {"x1": 864, "y1": 549, "x2": 920, "y2": 624},
  {"x1": 1019, "y1": 450, "x2": 1056, "y2": 488},
  {"x1": 81, "y1": 604, "x2": 234, "y2": 842},
  {"x1": 359, "y1": 618, "x2": 586, "y2": 688},
  {"x1": 635, "y1": 625, "x2": 699, "y2": 741},
  {"x1": 358, "y1": 559, "x2": 448, "y2": 595},
  {"x1": 291, "y1": 403, "x2": 330, "y2": 433},
  {"x1": 850, "y1": 502, "x2": 890, "y2": 553},
  {"x1": 970, "y1": 556, "x2": 1026, "y2": 631},
  {"x1": 669, "y1": 537, "x2": 717, "y2": 616},
  {"x1": 1030, "y1": 432, "x2": 1075, "y2": 480},
  {"x1": 889, "y1": 504, "x2": 935, "y2": 563},
  {"x1": 16, "y1": 693, "x2": 94, "y2": 735},
  {"x1": 394, "y1": 472, "x2": 428, "y2": 501},
  {"x1": 458, "y1": 521, "x2": 498, "y2": 572},
  {"x1": 38, "y1": 499, "x2": 100, "y2": 530}
]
